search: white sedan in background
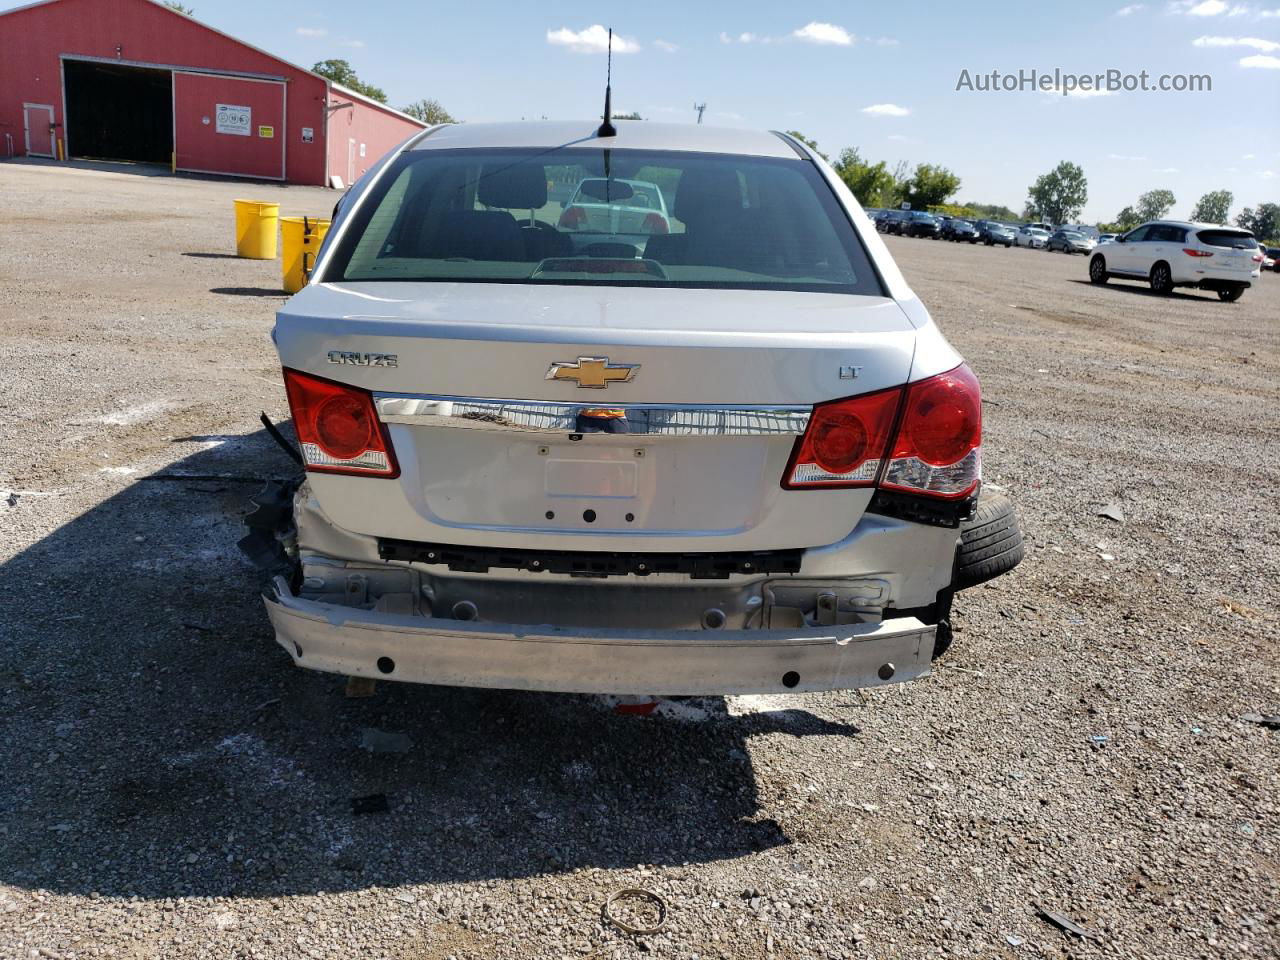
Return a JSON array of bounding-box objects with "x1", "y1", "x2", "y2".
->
[{"x1": 1015, "y1": 227, "x2": 1050, "y2": 249}]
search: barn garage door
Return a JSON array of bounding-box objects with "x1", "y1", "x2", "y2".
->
[{"x1": 173, "y1": 71, "x2": 285, "y2": 180}]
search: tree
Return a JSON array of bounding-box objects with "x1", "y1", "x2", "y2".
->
[
  {"x1": 1237, "y1": 203, "x2": 1280, "y2": 243},
  {"x1": 164, "y1": 2, "x2": 195, "y2": 13},
  {"x1": 402, "y1": 98, "x2": 456, "y2": 125},
  {"x1": 962, "y1": 201, "x2": 1019, "y2": 221},
  {"x1": 785, "y1": 131, "x2": 827, "y2": 162},
  {"x1": 612, "y1": 111, "x2": 644, "y2": 120},
  {"x1": 1113, "y1": 205, "x2": 1141, "y2": 231},
  {"x1": 1026, "y1": 162, "x2": 1088, "y2": 225},
  {"x1": 312, "y1": 59, "x2": 387, "y2": 104},
  {"x1": 832, "y1": 148, "x2": 895, "y2": 206},
  {"x1": 1189, "y1": 190, "x2": 1232, "y2": 225},
  {"x1": 901, "y1": 164, "x2": 961, "y2": 211},
  {"x1": 1135, "y1": 189, "x2": 1176, "y2": 222}
]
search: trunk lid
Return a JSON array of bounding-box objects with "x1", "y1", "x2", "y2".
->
[{"x1": 275, "y1": 282, "x2": 918, "y2": 552}]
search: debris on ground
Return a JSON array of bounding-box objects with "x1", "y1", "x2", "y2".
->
[
  {"x1": 602, "y1": 888, "x2": 667, "y2": 935},
  {"x1": 344, "y1": 677, "x2": 378, "y2": 698},
  {"x1": 1035, "y1": 904, "x2": 1098, "y2": 940},
  {"x1": 359, "y1": 727, "x2": 413, "y2": 753},
  {"x1": 1097, "y1": 502, "x2": 1125, "y2": 523},
  {"x1": 1240, "y1": 713, "x2": 1280, "y2": 730}
]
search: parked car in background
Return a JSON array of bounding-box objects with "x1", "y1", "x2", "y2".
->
[
  {"x1": 559, "y1": 177, "x2": 671, "y2": 250},
  {"x1": 902, "y1": 211, "x2": 941, "y2": 238},
  {"x1": 876, "y1": 210, "x2": 907, "y2": 234},
  {"x1": 254, "y1": 120, "x2": 1023, "y2": 696},
  {"x1": 1264, "y1": 246, "x2": 1278, "y2": 272},
  {"x1": 932, "y1": 215, "x2": 953, "y2": 239},
  {"x1": 1015, "y1": 227, "x2": 1050, "y2": 249},
  {"x1": 977, "y1": 221, "x2": 1015, "y2": 247},
  {"x1": 1025, "y1": 221, "x2": 1055, "y2": 233},
  {"x1": 1046, "y1": 229, "x2": 1096, "y2": 254},
  {"x1": 1097, "y1": 233, "x2": 1118, "y2": 244},
  {"x1": 1088, "y1": 220, "x2": 1261, "y2": 301},
  {"x1": 944, "y1": 219, "x2": 979, "y2": 243}
]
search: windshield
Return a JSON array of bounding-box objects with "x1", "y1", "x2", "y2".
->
[{"x1": 324, "y1": 147, "x2": 882, "y2": 294}]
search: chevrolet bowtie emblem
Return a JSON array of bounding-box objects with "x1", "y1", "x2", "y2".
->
[{"x1": 545, "y1": 356, "x2": 640, "y2": 389}]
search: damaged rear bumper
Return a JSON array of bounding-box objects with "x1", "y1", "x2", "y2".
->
[{"x1": 263, "y1": 577, "x2": 934, "y2": 696}]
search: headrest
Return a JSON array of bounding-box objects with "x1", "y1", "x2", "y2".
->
[
  {"x1": 477, "y1": 163, "x2": 548, "y2": 209},
  {"x1": 674, "y1": 167, "x2": 743, "y2": 225}
]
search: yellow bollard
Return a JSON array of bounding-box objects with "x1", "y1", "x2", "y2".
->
[
  {"x1": 233, "y1": 199, "x2": 280, "y2": 260},
  {"x1": 281, "y1": 216, "x2": 332, "y2": 293}
]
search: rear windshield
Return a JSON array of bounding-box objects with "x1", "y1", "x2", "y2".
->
[
  {"x1": 1196, "y1": 229, "x2": 1258, "y2": 250},
  {"x1": 324, "y1": 147, "x2": 882, "y2": 295}
]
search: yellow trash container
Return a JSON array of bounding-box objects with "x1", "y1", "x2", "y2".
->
[
  {"x1": 233, "y1": 199, "x2": 280, "y2": 260},
  {"x1": 281, "y1": 216, "x2": 332, "y2": 294}
]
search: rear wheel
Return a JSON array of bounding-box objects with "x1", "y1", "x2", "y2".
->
[
  {"x1": 1217, "y1": 284, "x2": 1245, "y2": 303},
  {"x1": 1149, "y1": 262, "x2": 1174, "y2": 295},
  {"x1": 955, "y1": 492, "x2": 1024, "y2": 591},
  {"x1": 1089, "y1": 255, "x2": 1108, "y2": 284}
]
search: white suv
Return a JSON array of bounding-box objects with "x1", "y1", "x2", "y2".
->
[
  {"x1": 1089, "y1": 220, "x2": 1262, "y2": 302},
  {"x1": 244, "y1": 121, "x2": 1023, "y2": 696}
]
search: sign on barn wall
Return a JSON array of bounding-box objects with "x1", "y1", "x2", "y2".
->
[{"x1": 215, "y1": 103, "x2": 251, "y2": 136}]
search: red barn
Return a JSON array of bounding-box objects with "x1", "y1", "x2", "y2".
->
[{"x1": 0, "y1": 0, "x2": 425, "y2": 185}]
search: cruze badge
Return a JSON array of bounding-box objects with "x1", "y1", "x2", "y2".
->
[
  {"x1": 545, "y1": 357, "x2": 639, "y2": 389},
  {"x1": 327, "y1": 351, "x2": 398, "y2": 368}
]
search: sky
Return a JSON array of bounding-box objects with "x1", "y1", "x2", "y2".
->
[{"x1": 9, "y1": 0, "x2": 1278, "y2": 221}]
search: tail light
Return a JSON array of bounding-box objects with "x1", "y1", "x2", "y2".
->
[
  {"x1": 282, "y1": 368, "x2": 398, "y2": 477},
  {"x1": 558, "y1": 206, "x2": 585, "y2": 230},
  {"x1": 783, "y1": 387, "x2": 901, "y2": 489},
  {"x1": 784, "y1": 364, "x2": 982, "y2": 499},
  {"x1": 641, "y1": 213, "x2": 669, "y2": 235},
  {"x1": 881, "y1": 364, "x2": 982, "y2": 499},
  {"x1": 1182, "y1": 248, "x2": 1213, "y2": 257}
]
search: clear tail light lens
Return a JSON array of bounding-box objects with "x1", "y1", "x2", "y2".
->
[
  {"x1": 783, "y1": 387, "x2": 901, "y2": 489},
  {"x1": 881, "y1": 364, "x2": 982, "y2": 499},
  {"x1": 282, "y1": 368, "x2": 398, "y2": 477}
]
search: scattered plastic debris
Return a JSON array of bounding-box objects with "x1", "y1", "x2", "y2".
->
[
  {"x1": 1097, "y1": 503, "x2": 1125, "y2": 523},
  {"x1": 344, "y1": 677, "x2": 378, "y2": 699},
  {"x1": 602, "y1": 888, "x2": 667, "y2": 935},
  {"x1": 1089, "y1": 734, "x2": 1109, "y2": 748},
  {"x1": 359, "y1": 727, "x2": 413, "y2": 754},
  {"x1": 1035, "y1": 904, "x2": 1098, "y2": 940},
  {"x1": 351, "y1": 794, "x2": 389, "y2": 815},
  {"x1": 1006, "y1": 934, "x2": 1024, "y2": 947}
]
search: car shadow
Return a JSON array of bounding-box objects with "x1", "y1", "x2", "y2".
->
[
  {"x1": 183, "y1": 252, "x2": 242, "y2": 260},
  {"x1": 0, "y1": 427, "x2": 860, "y2": 899},
  {"x1": 1066, "y1": 279, "x2": 1216, "y2": 302},
  {"x1": 209, "y1": 286, "x2": 288, "y2": 298}
]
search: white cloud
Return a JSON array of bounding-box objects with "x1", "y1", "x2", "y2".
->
[
  {"x1": 1241, "y1": 52, "x2": 1280, "y2": 64},
  {"x1": 296, "y1": 26, "x2": 327, "y2": 37},
  {"x1": 1109, "y1": 153, "x2": 1149, "y2": 159},
  {"x1": 1243, "y1": 152, "x2": 1257, "y2": 158},
  {"x1": 793, "y1": 22, "x2": 854, "y2": 45},
  {"x1": 738, "y1": 32, "x2": 758, "y2": 43},
  {"x1": 1262, "y1": 169, "x2": 1277, "y2": 177},
  {"x1": 861, "y1": 103, "x2": 910, "y2": 116},
  {"x1": 547, "y1": 25, "x2": 641, "y2": 54},
  {"x1": 338, "y1": 39, "x2": 365, "y2": 48},
  {"x1": 1186, "y1": 0, "x2": 1229, "y2": 14},
  {"x1": 1154, "y1": 166, "x2": 1180, "y2": 172},
  {"x1": 654, "y1": 39, "x2": 679, "y2": 53},
  {"x1": 875, "y1": 36, "x2": 900, "y2": 46},
  {"x1": 1193, "y1": 33, "x2": 1280, "y2": 48},
  {"x1": 718, "y1": 32, "x2": 732, "y2": 44},
  {"x1": 887, "y1": 134, "x2": 908, "y2": 141},
  {"x1": 1116, "y1": 3, "x2": 1146, "y2": 13}
]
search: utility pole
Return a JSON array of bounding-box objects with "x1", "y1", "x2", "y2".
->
[{"x1": 693, "y1": 102, "x2": 706, "y2": 125}]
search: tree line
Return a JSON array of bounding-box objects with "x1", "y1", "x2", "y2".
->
[{"x1": 311, "y1": 60, "x2": 457, "y2": 125}]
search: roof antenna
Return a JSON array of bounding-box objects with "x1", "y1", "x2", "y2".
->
[{"x1": 597, "y1": 28, "x2": 617, "y2": 138}]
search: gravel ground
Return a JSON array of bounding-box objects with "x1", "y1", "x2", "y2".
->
[{"x1": 1, "y1": 159, "x2": 1277, "y2": 960}]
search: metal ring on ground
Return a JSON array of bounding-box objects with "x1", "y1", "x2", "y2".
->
[{"x1": 602, "y1": 888, "x2": 668, "y2": 935}]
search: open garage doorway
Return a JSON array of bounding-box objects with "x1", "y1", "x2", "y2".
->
[{"x1": 63, "y1": 58, "x2": 172, "y2": 164}]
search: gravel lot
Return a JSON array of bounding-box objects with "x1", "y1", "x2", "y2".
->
[{"x1": 1, "y1": 160, "x2": 1277, "y2": 960}]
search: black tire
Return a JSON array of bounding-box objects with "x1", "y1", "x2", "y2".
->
[
  {"x1": 1089, "y1": 255, "x2": 1108, "y2": 284},
  {"x1": 955, "y1": 492, "x2": 1024, "y2": 591},
  {"x1": 1217, "y1": 284, "x2": 1244, "y2": 303},
  {"x1": 1149, "y1": 261, "x2": 1174, "y2": 295}
]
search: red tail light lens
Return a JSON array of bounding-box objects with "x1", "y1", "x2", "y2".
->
[
  {"x1": 881, "y1": 364, "x2": 981, "y2": 499},
  {"x1": 783, "y1": 387, "x2": 901, "y2": 488},
  {"x1": 558, "y1": 206, "x2": 586, "y2": 230},
  {"x1": 282, "y1": 368, "x2": 398, "y2": 477},
  {"x1": 642, "y1": 213, "x2": 669, "y2": 235},
  {"x1": 1182, "y1": 248, "x2": 1213, "y2": 257}
]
